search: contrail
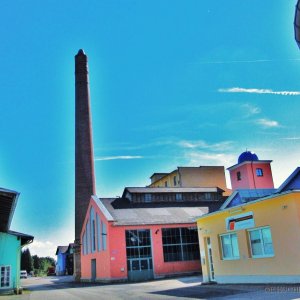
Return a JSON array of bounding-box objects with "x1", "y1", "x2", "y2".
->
[{"x1": 219, "y1": 87, "x2": 300, "y2": 96}]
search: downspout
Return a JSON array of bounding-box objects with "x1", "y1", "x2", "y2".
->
[{"x1": 251, "y1": 161, "x2": 256, "y2": 189}]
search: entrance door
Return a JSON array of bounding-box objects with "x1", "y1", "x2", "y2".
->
[
  {"x1": 206, "y1": 237, "x2": 215, "y2": 281},
  {"x1": 126, "y1": 229, "x2": 154, "y2": 281},
  {"x1": 91, "y1": 259, "x2": 96, "y2": 282}
]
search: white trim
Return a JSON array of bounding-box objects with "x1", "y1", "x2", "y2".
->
[
  {"x1": 92, "y1": 195, "x2": 114, "y2": 221},
  {"x1": 247, "y1": 226, "x2": 275, "y2": 258},
  {"x1": 0, "y1": 265, "x2": 11, "y2": 289},
  {"x1": 219, "y1": 233, "x2": 240, "y2": 260},
  {"x1": 197, "y1": 190, "x2": 300, "y2": 221}
]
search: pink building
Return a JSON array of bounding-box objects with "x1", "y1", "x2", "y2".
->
[
  {"x1": 80, "y1": 187, "x2": 226, "y2": 282},
  {"x1": 228, "y1": 151, "x2": 274, "y2": 191}
]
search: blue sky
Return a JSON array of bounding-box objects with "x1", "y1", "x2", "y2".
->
[{"x1": 1, "y1": 0, "x2": 300, "y2": 257}]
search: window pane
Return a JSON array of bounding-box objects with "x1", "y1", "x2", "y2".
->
[
  {"x1": 221, "y1": 235, "x2": 232, "y2": 258},
  {"x1": 231, "y1": 234, "x2": 240, "y2": 258},
  {"x1": 140, "y1": 259, "x2": 148, "y2": 270},
  {"x1": 262, "y1": 228, "x2": 274, "y2": 255},
  {"x1": 249, "y1": 230, "x2": 263, "y2": 256},
  {"x1": 221, "y1": 233, "x2": 239, "y2": 259}
]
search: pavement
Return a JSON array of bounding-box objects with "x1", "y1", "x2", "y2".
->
[{"x1": 2, "y1": 275, "x2": 300, "y2": 299}]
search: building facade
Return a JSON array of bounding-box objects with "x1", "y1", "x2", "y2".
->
[
  {"x1": 149, "y1": 166, "x2": 230, "y2": 196},
  {"x1": 197, "y1": 165, "x2": 300, "y2": 284},
  {"x1": 55, "y1": 244, "x2": 74, "y2": 276},
  {"x1": 228, "y1": 151, "x2": 274, "y2": 191},
  {"x1": 0, "y1": 188, "x2": 33, "y2": 294},
  {"x1": 80, "y1": 186, "x2": 226, "y2": 282}
]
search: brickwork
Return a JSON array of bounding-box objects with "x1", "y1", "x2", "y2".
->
[{"x1": 74, "y1": 49, "x2": 96, "y2": 280}]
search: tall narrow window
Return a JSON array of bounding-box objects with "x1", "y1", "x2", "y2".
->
[
  {"x1": 164, "y1": 181, "x2": 168, "y2": 187},
  {"x1": 0, "y1": 266, "x2": 10, "y2": 288},
  {"x1": 82, "y1": 231, "x2": 86, "y2": 255},
  {"x1": 237, "y1": 171, "x2": 241, "y2": 181},
  {"x1": 220, "y1": 233, "x2": 240, "y2": 260},
  {"x1": 248, "y1": 227, "x2": 274, "y2": 258},
  {"x1": 96, "y1": 214, "x2": 101, "y2": 251},
  {"x1": 102, "y1": 222, "x2": 107, "y2": 251},
  {"x1": 86, "y1": 221, "x2": 90, "y2": 254},
  {"x1": 173, "y1": 176, "x2": 177, "y2": 186},
  {"x1": 90, "y1": 207, "x2": 96, "y2": 253}
]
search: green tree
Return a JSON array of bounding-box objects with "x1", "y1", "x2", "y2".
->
[
  {"x1": 32, "y1": 255, "x2": 40, "y2": 270},
  {"x1": 21, "y1": 248, "x2": 33, "y2": 273}
]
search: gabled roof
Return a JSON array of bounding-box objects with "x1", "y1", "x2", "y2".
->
[
  {"x1": 56, "y1": 246, "x2": 69, "y2": 255},
  {"x1": 0, "y1": 187, "x2": 19, "y2": 232},
  {"x1": 276, "y1": 167, "x2": 300, "y2": 194},
  {"x1": 220, "y1": 189, "x2": 276, "y2": 210}
]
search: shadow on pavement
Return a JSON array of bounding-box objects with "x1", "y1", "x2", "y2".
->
[{"x1": 150, "y1": 285, "x2": 250, "y2": 299}]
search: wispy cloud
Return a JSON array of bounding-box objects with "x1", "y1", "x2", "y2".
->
[
  {"x1": 194, "y1": 58, "x2": 300, "y2": 65},
  {"x1": 95, "y1": 155, "x2": 143, "y2": 161},
  {"x1": 186, "y1": 151, "x2": 236, "y2": 167},
  {"x1": 255, "y1": 118, "x2": 280, "y2": 128},
  {"x1": 178, "y1": 140, "x2": 234, "y2": 151},
  {"x1": 219, "y1": 87, "x2": 300, "y2": 96},
  {"x1": 242, "y1": 103, "x2": 261, "y2": 115},
  {"x1": 281, "y1": 137, "x2": 300, "y2": 140}
]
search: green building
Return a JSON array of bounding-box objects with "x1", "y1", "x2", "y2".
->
[{"x1": 0, "y1": 188, "x2": 33, "y2": 294}]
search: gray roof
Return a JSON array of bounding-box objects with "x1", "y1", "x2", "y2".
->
[
  {"x1": 56, "y1": 246, "x2": 69, "y2": 255},
  {"x1": 98, "y1": 198, "x2": 208, "y2": 226},
  {"x1": 220, "y1": 188, "x2": 276, "y2": 209},
  {"x1": 123, "y1": 187, "x2": 223, "y2": 194}
]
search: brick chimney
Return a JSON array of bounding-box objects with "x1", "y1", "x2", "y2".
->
[{"x1": 74, "y1": 49, "x2": 96, "y2": 281}]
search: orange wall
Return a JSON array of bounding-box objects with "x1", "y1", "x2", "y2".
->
[
  {"x1": 230, "y1": 162, "x2": 274, "y2": 190},
  {"x1": 81, "y1": 200, "x2": 200, "y2": 281}
]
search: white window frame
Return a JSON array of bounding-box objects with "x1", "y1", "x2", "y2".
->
[
  {"x1": 220, "y1": 233, "x2": 240, "y2": 260},
  {"x1": 248, "y1": 226, "x2": 274, "y2": 259},
  {"x1": 0, "y1": 266, "x2": 11, "y2": 289}
]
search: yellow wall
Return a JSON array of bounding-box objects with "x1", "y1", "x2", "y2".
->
[
  {"x1": 150, "y1": 167, "x2": 230, "y2": 195},
  {"x1": 150, "y1": 171, "x2": 179, "y2": 187},
  {"x1": 197, "y1": 192, "x2": 300, "y2": 283}
]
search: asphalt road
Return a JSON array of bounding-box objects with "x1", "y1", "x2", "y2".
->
[{"x1": 2, "y1": 275, "x2": 300, "y2": 299}]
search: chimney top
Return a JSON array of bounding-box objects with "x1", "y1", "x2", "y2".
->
[{"x1": 77, "y1": 49, "x2": 85, "y2": 55}]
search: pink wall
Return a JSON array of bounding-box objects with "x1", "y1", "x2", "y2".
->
[
  {"x1": 230, "y1": 162, "x2": 274, "y2": 191},
  {"x1": 81, "y1": 198, "x2": 201, "y2": 281}
]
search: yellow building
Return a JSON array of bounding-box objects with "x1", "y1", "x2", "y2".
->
[
  {"x1": 149, "y1": 166, "x2": 231, "y2": 196},
  {"x1": 196, "y1": 167, "x2": 300, "y2": 284}
]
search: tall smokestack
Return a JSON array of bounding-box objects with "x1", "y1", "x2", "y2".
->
[{"x1": 74, "y1": 49, "x2": 96, "y2": 281}]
